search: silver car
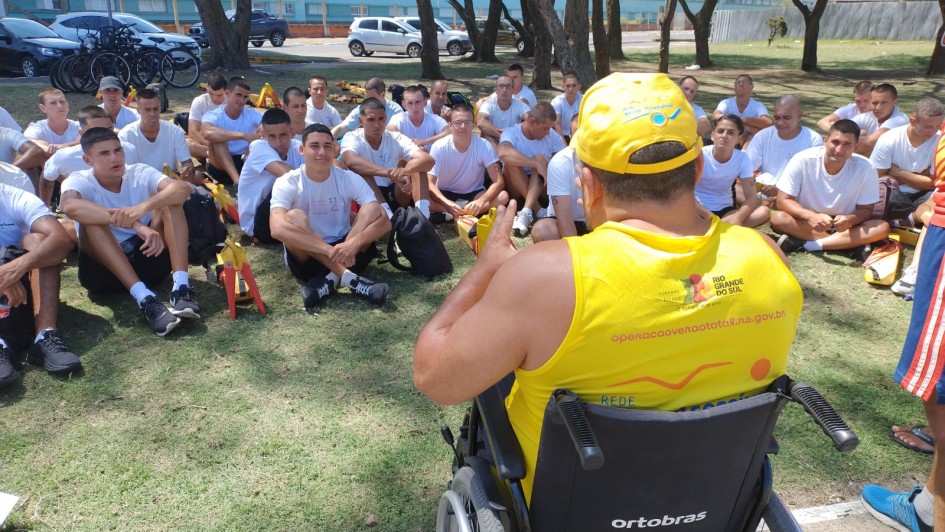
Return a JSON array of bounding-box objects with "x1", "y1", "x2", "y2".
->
[
  {"x1": 347, "y1": 17, "x2": 423, "y2": 58},
  {"x1": 396, "y1": 17, "x2": 471, "y2": 56}
]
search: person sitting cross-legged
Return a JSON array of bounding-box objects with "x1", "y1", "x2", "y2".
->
[
  {"x1": 386, "y1": 85, "x2": 450, "y2": 151},
  {"x1": 60, "y1": 127, "x2": 198, "y2": 337},
  {"x1": 530, "y1": 115, "x2": 588, "y2": 243},
  {"x1": 270, "y1": 124, "x2": 392, "y2": 310}
]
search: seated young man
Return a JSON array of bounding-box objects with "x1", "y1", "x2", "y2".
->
[
  {"x1": 712, "y1": 75, "x2": 773, "y2": 148},
  {"x1": 531, "y1": 116, "x2": 588, "y2": 243},
  {"x1": 201, "y1": 77, "x2": 262, "y2": 185},
  {"x1": 0, "y1": 182, "x2": 82, "y2": 387},
  {"x1": 387, "y1": 85, "x2": 450, "y2": 151},
  {"x1": 270, "y1": 124, "x2": 392, "y2": 310},
  {"x1": 305, "y1": 76, "x2": 342, "y2": 129},
  {"x1": 24, "y1": 88, "x2": 80, "y2": 157},
  {"x1": 771, "y1": 119, "x2": 890, "y2": 255},
  {"x1": 477, "y1": 75, "x2": 530, "y2": 146},
  {"x1": 426, "y1": 80, "x2": 452, "y2": 119},
  {"x1": 186, "y1": 73, "x2": 227, "y2": 161},
  {"x1": 238, "y1": 108, "x2": 303, "y2": 243},
  {"x1": 118, "y1": 89, "x2": 194, "y2": 183},
  {"x1": 97, "y1": 76, "x2": 139, "y2": 130},
  {"x1": 550, "y1": 73, "x2": 582, "y2": 143},
  {"x1": 282, "y1": 86, "x2": 308, "y2": 141},
  {"x1": 340, "y1": 98, "x2": 434, "y2": 218},
  {"x1": 853, "y1": 83, "x2": 909, "y2": 157},
  {"x1": 60, "y1": 128, "x2": 197, "y2": 337},
  {"x1": 816, "y1": 80, "x2": 873, "y2": 133},
  {"x1": 427, "y1": 103, "x2": 507, "y2": 219},
  {"x1": 332, "y1": 77, "x2": 404, "y2": 140}
]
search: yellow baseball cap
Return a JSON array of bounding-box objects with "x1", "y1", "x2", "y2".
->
[{"x1": 573, "y1": 73, "x2": 702, "y2": 175}]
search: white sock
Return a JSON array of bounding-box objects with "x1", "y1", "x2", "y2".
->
[
  {"x1": 130, "y1": 282, "x2": 155, "y2": 305},
  {"x1": 0, "y1": 338, "x2": 7, "y2": 349},
  {"x1": 521, "y1": 207, "x2": 533, "y2": 216},
  {"x1": 34, "y1": 328, "x2": 54, "y2": 344},
  {"x1": 803, "y1": 240, "x2": 823, "y2": 252},
  {"x1": 381, "y1": 203, "x2": 394, "y2": 220},
  {"x1": 326, "y1": 271, "x2": 340, "y2": 288},
  {"x1": 914, "y1": 486, "x2": 934, "y2": 525},
  {"x1": 416, "y1": 199, "x2": 431, "y2": 219},
  {"x1": 341, "y1": 270, "x2": 359, "y2": 289},
  {"x1": 908, "y1": 212, "x2": 916, "y2": 226},
  {"x1": 172, "y1": 271, "x2": 189, "y2": 291}
]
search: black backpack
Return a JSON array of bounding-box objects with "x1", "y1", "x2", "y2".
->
[
  {"x1": 0, "y1": 246, "x2": 34, "y2": 354},
  {"x1": 173, "y1": 111, "x2": 190, "y2": 134},
  {"x1": 386, "y1": 206, "x2": 452, "y2": 278},
  {"x1": 183, "y1": 185, "x2": 227, "y2": 265}
]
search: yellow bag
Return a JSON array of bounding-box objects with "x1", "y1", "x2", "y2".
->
[
  {"x1": 863, "y1": 235, "x2": 902, "y2": 286},
  {"x1": 453, "y1": 208, "x2": 497, "y2": 255}
]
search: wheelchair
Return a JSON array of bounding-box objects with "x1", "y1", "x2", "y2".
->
[{"x1": 435, "y1": 376, "x2": 858, "y2": 532}]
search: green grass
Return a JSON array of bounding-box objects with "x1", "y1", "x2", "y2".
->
[{"x1": 0, "y1": 39, "x2": 940, "y2": 529}]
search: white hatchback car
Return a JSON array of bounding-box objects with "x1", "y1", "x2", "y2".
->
[
  {"x1": 347, "y1": 17, "x2": 423, "y2": 58},
  {"x1": 50, "y1": 12, "x2": 200, "y2": 55},
  {"x1": 396, "y1": 17, "x2": 471, "y2": 56}
]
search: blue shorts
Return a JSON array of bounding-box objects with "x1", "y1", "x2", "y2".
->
[{"x1": 895, "y1": 223, "x2": 945, "y2": 403}]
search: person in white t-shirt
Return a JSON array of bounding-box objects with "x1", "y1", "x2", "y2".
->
[
  {"x1": 305, "y1": 76, "x2": 342, "y2": 129},
  {"x1": 60, "y1": 128, "x2": 197, "y2": 338},
  {"x1": 712, "y1": 75, "x2": 772, "y2": 148},
  {"x1": 531, "y1": 116, "x2": 586, "y2": 243},
  {"x1": 186, "y1": 73, "x2": 227, "y2": 161},
  {"x1": 0, "y1": 105, "x2": 21, "y2": 133},
  {"x1": 340, "y1": 98, "x2": 435, "y2": 218},
  {"x1": 270, "y1": 123, "x2": 392, "y2": 310},
  {"x1": 816, "y1": 80, "x2": 873, "y2": 133},
  {"x1": 387, "y1": 85, "x2": 449, "y2": 151},
  {"x1": 853, "y1": 83, "x2": 909, "y2": 157},
  {"x1": 477, "y1": 75, "x2": 530, "y2": 146},
  {"x1": 97, "y1": 76, "x2": 139, "y2": 130},
  {"x1": 238, "y1": 108, "x2": 303, "y2": 243},
  {"x1": 501, "y1": 102, "x2": 566, "y2": 237},
  {"x1": 745, "y1": 95, "x2": 824, "y2": 201},
  {"x1": 0, "y1": 182, "x2": 82, "y2": 386},
  {"x1": 426, "y1": 79, "x2": 452, "y2": 119},
  {"x1": 695, "y1": 115, "x2": 767, "y2": 228},
  {"x1": 679, "y1": 75, "x2": 711, "y2": 136},
  {"x1": 428, "y1": 104, "x2": 507, "y2": 219},
  {"x1": 24, "y1": 88, "x2": 80, "y2": 157},
  {"x1": 118, "y1": 88, "x2": 193, "y2": 183},
  {"x1": 503, "y1": 64, "x2": 537, "y2": 107},
  {"x1": 772, "y1": 120, "x2": 890, "y2": 255},
  {"x1": 0, "y1": 127, "x2": 44, "y2": 175},
  {"x1": 551, "y1": 73, "x2": 582, "y2": 143},
  {"x1": 282, "y1": 86, "x2": 308, "y2": 142},
  {"x1": 870, "y1": 98, "x2": 945, "y2": 221},
  {"x1": 201, "y1": 77, "x2": 262, "y2": 185},
  {"x1": 332, "y1": 77, "x2": 404, "y2": 140}
]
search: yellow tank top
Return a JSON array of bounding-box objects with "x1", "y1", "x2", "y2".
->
[{"x1": 505, "y1": 218, "x2": 803, "y2": 501}]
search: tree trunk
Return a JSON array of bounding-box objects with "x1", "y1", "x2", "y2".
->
[
  {"x1": 607, "y1": 0, "x2": 625, "y2": 60},
  {"x1": 592, "y1": 0, "x2": 610, "y2": 77},
  {"x1": 790, "y1": 0, "x2": 827, "y2": 72},
  {"x1": 417, "y1": 0, "x2": 444, "y2": 78},
  {"x1": 529, "y1": 0, "x2": 553, "y2": 88},
  {"x1": 477, "y1": 0, "x2": 503, "y2": 62},
  {"x1": 677, "y1": 0, "x2": 718, "y2": 67},
  {"x1": 564, "y1": 0, "x2": 593, "y2": 73},
  {"x1": 509, "y1": 0, "x2": 534, "y2": 57},
  {"x1": 531, "y1": 0, "x2": 597, "y2": 88},
  {"x1": 448, "y1": 0, "x2": 490, "y2": 62},
  {"x1": 659, "y1": 0, "x2": 676, "y2": 73},
  {"x1": 930, "y1": 1, "x2": 945, "y2": 75},
  {"x1": 194, "y1": 0, "x2": 250, "y2": 70}
]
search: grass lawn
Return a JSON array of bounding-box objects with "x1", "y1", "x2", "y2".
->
[{"x1": 0, "y1": 38, "x2": 940, "y2": 530}]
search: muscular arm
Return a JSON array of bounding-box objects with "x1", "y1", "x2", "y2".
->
[
  {"x1": 264, "y1": 160, "x2": 293, "y2": 178},
  {"x1": 13, "y1": 140, "x2": 46, "y2": 171},
  {"x1": 742, "y1": 115, "x2": 773, "y2": 132},
  {"x1": 341, "y1": 151, "x2": 391, "y2": 181},
  {"x1": 885, "y1": 164, "x2": 935, "y2": 191},
  {"x1": 552, "y1": 195, "x2": 578, "y2": 238},
  {"x1": 188, "y1": 119, "x2": 208, "y2": 146},
  {"x1": 855, "y1": 128, "x2": 888, "y2": 156},
  {"x1": 816, "y1": 113, "x2": 842, "y2": 134},
  {"x1": 402, "y1": 149, "x2": 434, "y2": 174},
  {"x1": 476, "y1": 113, "x2": 502, "y2": 141},
  {"x1": 498, "y1": 142, "x2": 547, "y2": 175},
  {"x1": 200, "y1": 122, "x2": 257, "y2": 145}
]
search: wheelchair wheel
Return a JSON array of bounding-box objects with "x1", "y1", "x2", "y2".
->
[{"x1": 436, "y1": 466, "x2": 504, "y2": 532}]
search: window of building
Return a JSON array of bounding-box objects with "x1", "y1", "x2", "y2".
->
[
  {"x1": 351, "y1": 5, "x2": 366, "y2": 16},
  {"x1": 307, "y1": 3, "x2": 322, "y2": 15},
  {"x1": 283, "y1": 3, "x2": 294, "y2": 15},
  {"x1": 35, "y1": 0, "x2": 65, "y2": 9},
  {"x1": 138, "y1": 0, "x2": 167, "y2": 13},
  {"x1": 84, "y1": 0, "x2": 118, "y2": 11}
]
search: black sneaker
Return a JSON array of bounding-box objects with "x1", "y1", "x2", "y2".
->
[
  {"x1": 350, "y1": 278, "x2": 389, "y2": 306},
  {"x1": 776, "y1": 234, "x2": 806, "y2": 253},
  {"x1": 140, "y1": 295, "x2": 181, "y2": 337},
  {"x1": 0, "y1": 345, "x2": 21, "y2": 388},
  {"x1": 301, "y1": 277, "x2": 335, "y2": 310},
  {"x1": 170, "y1": 285, "x2": 201, "y2": 319},
  {"x1": 27, "y1": 330, "x2": 82, "y2": 374}
]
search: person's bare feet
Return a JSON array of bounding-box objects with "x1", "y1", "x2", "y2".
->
[{"x1": 889, "y1": 424, "x2": 935, "y2": 454}]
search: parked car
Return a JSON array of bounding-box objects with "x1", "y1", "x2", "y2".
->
[
  {"x1": 347, "y1": 17, "x2": 423, "y2": 58},
  {"x1": 0, "y1": 17, "x2": 79, "y2": 78},
  {"x1": 189, "y1": 9, "x2": 289, "y2": 48},
  {"x1": 474, "y1": 17, "x2": 523, "y2": 53},
  {"x1": 49, "y1": 12, "x2": 200, "y2": 56},
  {"x1": 395, "y1": 17, "x2": 471, "y2": 56}
]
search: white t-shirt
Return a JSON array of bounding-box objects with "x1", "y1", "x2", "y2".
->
[
  {"x1": 202, "y1": 106, "x2": 262, "y2": 155},
  {"x1": 338, "y1": 99, "x2": 405, "y2": 133},
  {"x1": 118, "y1": 121, "x2": 189, "y2": 172},
  {"x1": 715, "y1": 97, "x2": 769, "y2": 119},
  {"x1": 0, "y1": 161, "x2": 35, "y2": 194},
  {"x1": 545, "y1": 146, "x2": 584, "y2": 221},
  {"x1": 489, "y1": 85, "x2": 537, "y2": 107},
  {"x1": 479, "y1": 98, "x2": 530, "y2": 130},
  {"x1": 852, "y1": 108, "x2": 910, "y2": 136},
  {"x1": 694, "y1": 146, "x2": 755, "y2": 211},
  {"x1": 100, "y1": 104, "x2": 140, "y2": 130},
  {"x1": 776, "y1": 147, "x2": 879, "y2": 216},
  {"x1": 745, "y1": 126, "x2": 824, "y2": 185},
  {"x1": 43, "y1": 141, "x2": 139, "y2": 182},
  {"x1": 24, "y1": 119, "x2": 80, "y2": 145},
  {"x1": 0, "y1": 106, "x2": 21, "y2": 133},
  {"x1": 834, "y1": 102, "x2": 862, "y2": 120},
  {"x1": 62, "y1": 163, "x2": 169, "y2": 242},
  {"x1": 550, "y1": 93, "x2": 582, "y2": 136},
  {"x1": 305, "y1": 99, "x2": 342, "y2": 127},
  {"x1": 270, "y1": 165, "x2": 378, "y2": 243},
  {"x1": 429, "y1": 135, "x2": 498, "y2": 195},
  {"x1": 870, "y1": 125, "x2": 939, "y2": 194},
  {"x1": 189, "y1": 93, "x2": 224, "y2": 123},
  {"x1": 238, "y1": 138, "x2": 304, "y2": 236},
  {"x1": 388, "y1": 112, "x2": 448, "y2": 144},
  {"x1": 691, "y1": 102, "x2": 708, "y2": 122},
  {"x1": 339, "y1": 129, "x2": 418, "y2": 187},
  {"x1": 0, "y1": 182, "x2": 49, "y2": 247},
  {"x1": 0, "y1": 127, "x2": 29, "y2": 164},
  {"x1": 498, "y1": 124, "x2": 565, "y2": 174}
]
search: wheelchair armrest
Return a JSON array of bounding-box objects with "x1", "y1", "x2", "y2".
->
[
  {"x1": 475, "y1": 386, "x2": 526, "y2": 480},
  {"x1": 553, "y1": 390, "x2": 604, "y2": 470},
  {"x1": 788, "y1": 381, "x2": 859, "y2": 453}
]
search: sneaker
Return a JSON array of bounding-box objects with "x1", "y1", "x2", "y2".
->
[
  {"x1": 536, "y1": 207, "x2": 548, "y2": 219},
  {"x1": 861, "y1": 484, "x2": 932, "y2": 532},
  {"x1": 350, "y1": 278, "x2": 388, "y2": 306},
  {"x1": 429, "y1": 212, "x2": 454, "y2": 224},
  {"x1": 892, "y1": 263, "x2": 919, "y2": 298},
  {"x1": 169, "y1": 285, "x2": 201, "y2": 319},
  {"x1": 301, "y1": 277, "x2": 335, "y2": 309},
  {"x1": 0, "y1": 346, "x2": 21, "y2": 388},
  {"x1": 776, "y1": 234, "x2": 806, "y2": 253},
  {"x1": 140, "y1": 295, "x2": 181, "y2": 337},
  {"x1": 512, "y1": 209, "x2": 534, "y2": 237},
  {"x1": 27, "y1": 330, "x2": 82, "y2": 374}
]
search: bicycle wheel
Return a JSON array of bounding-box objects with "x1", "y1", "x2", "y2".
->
[
  {"x1": 89, "y1": 52, "x2": 132, "y2": 88},
  {"x1": 68, "y1": 53, "x2": 98, "y2": 93},
  {"x1": 160, "y1": 47, "x2": 201, "y2": 89},
  {"x1": 49, "y1": 57, "x2": 69, "y2": 92},
  {"x1": 132, "y1": 48, "x2": 166, "y2": 86}
]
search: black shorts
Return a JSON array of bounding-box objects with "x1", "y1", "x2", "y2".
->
[
  {"x1": 207, "y1": 154, "x2": 244, "y2": 186},
  {"x1": 712, "y1": 206, "x2": 737, "y2": 218},
  {"x1": 0, "y1": 245, "x2": 34, "y2": 353},
  {"x1": 377, "y1": 184, "x2": 398, "y2": 208},
  {"x1": 542, "y1": 217, "x2": 591, "y2": 236},
  {"x1": 78, "y1": 235, "x2": 171, "y2": 295},
  {"x1": 252, "y1": 191, "x2": 278, "y2": 244},
  {"x1": 443, "y1": 189, "x2": 483, "y2": 203},
  {"x1": 284, "y1": 236, "x2": 378, "y2": 283}
]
